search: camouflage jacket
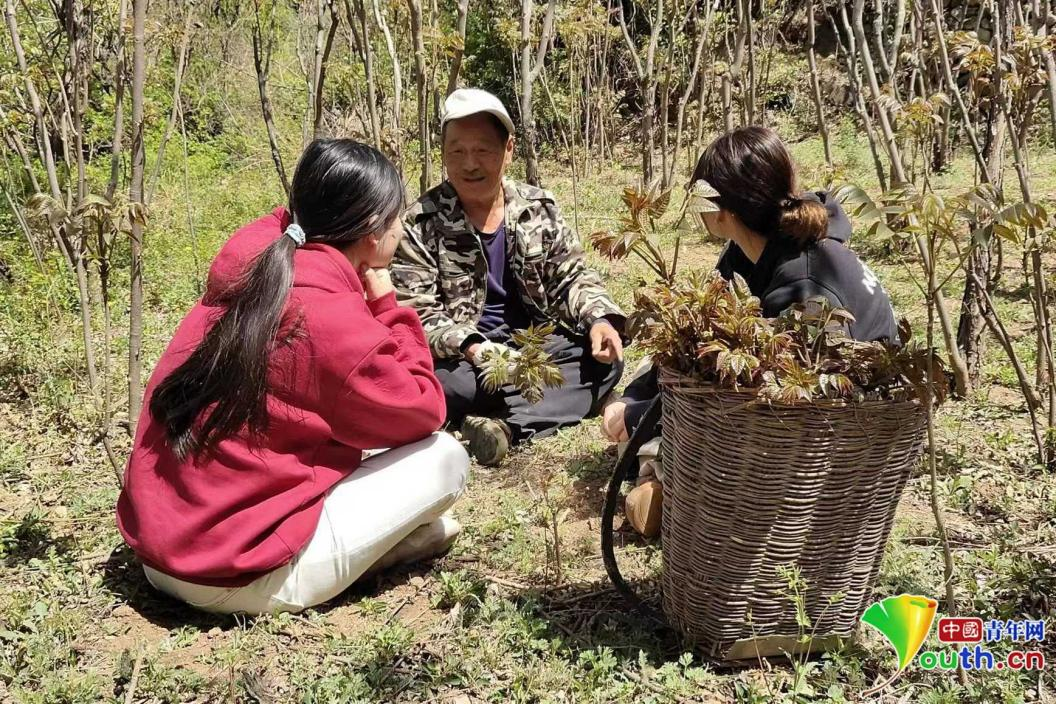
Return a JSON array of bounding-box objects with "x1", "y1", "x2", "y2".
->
[{"x1": 392, "y1": 179, "x2": 624, "y2": 358}]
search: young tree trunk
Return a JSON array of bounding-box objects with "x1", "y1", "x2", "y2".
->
[
  {"x1": 540, "y1": 69, "x2": 580, "y2": 234},
  {"x1": 424, "y1": 0, "x2": 441, "y2": 133},
  {"x1": 850, "y1": 0, "x2": 905, "y2": 180},
  {"x1": 744, "y1": 0, "x2": 756, "y2": 124},
  {"x1": 568, "y1": 54, "x2": 582, "y2": 231},
  {"x1": 128, "y1": 0, "x2": 147, "y2": 437},
  {"x1": 994, "y1": 0, "x2": 1055, "y2": 464},
  {"x1": 96, "y1": 221, "x2": 123, "y2": 482},
  {"x1": 670, "y1": 1, "x2": 713, "y2": 187},
  {"x1": 147, "y1": 3, "x2": 195, "y2": 203},
  {"x1": 832, "y1": 8, "x2": 888, "y2": 190},
  {"x1": 852, "y1": 0, "x2": 971, "y2": 397},
  {"x1": 659, "y1": 50, "x2": 671, "y2": 188},
  {"x1": 446, "y1": 0, "x2": 470, "y2": 96},
  {"x1": 3, "y1": 3, "x2": 79, "y2": 284},
  {"x1": 583, "y1": 46, "x2": 593, "y2": 175},
  {"x1": 925, "y1": 261, "x2": 962, "y2": 680},
  {"x1": 693, "y1": 27, "x2": 710, "y2": 164},
  {"x1": 252, "y1": 0, "x2": 291, "y2": 197},
  {"x1": 60, "y1": 0, "x2": 106, "y2": 403},
  {"x1": 969, "y1": 270, "x2": 1046, "y2": 456},
  {"x1": 654, "y1": 0, "x2": 694, "y2": 187},
  {"x1": 888, "y1": 0, "x2": 907, "y2": 84},
  {"x1": 346, "y1": 0, "x2": 381, "y2": 149},
  {"x1": 956, "y1": 247, "x2": 990, "y2": 387},
  {"x1": 428, "y1": 0, "x2": 442, "y2": 130},
  {"x1": 311, "y1": 0, "x2": 340, "y2": 137},
  {"x1": 932, "y1": 100, "x2": 951, "y2": 172},
  {"x1": 757, "y1": 9, "x2": 780, "y2": 129},
  {"x1": 598, "y1": 0, "x2": 616, "y2": 162},
  {"x1": 871, "y1": 0, "x2": 894, "y2": 90},
  {"x1": 721, "y1": 1, "x2": 747, "y2": 132},
  {"x1": 370, "y1": 0, "x2": 403, "y2": 168},
  {"x1": 619, "y1": 0, "x2": 664, "y2": 183},
  {"x1": 807, "y1": 0, "x2": 833, "y2": 166},
  {"x1": 1043, "y1": 25, "x2": 1056, "y2": 143},
  {"x1": 106, "y1": 0, "x2": 129, "y2": 201},
  {"x1": 931, "y1": 0, "x2": 1000, "y2": 383},
  {"x1": 407, "y1": 0, "x2": 430, "y2": 193},
  {"x1": 67, "y1": 0, "x2": 88, "y2": 205},
  {"x1": 927, "y1": 0, "x2": 993, "y2": 181},
  {"x1": 519, "y1": 0, "x2": 557, "y2": 187},
  {"x1": 65, "y1": 0, "x2": 124, "y2": 475},
  {"x1": 5, "y1": 0, "x2": 63, "y2": 202}
]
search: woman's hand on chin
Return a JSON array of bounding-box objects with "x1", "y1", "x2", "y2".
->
[{"x1": 358, "y1": 265, "x2": 395, "y2": 301}]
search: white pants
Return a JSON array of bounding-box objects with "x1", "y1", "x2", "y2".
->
[{"x1": 143, "y1": 432, "x2": 469, "y2": 615}]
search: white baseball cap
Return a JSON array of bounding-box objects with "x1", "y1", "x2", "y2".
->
[{"x1": 441, "y1": 88, "x2": 515, "y2": 137}]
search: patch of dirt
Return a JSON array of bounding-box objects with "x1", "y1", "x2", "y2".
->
[
  {"x1": 322, "y1": 567, "x2": 445, "y2": 637},
  {"x1": 156, "y1": 634, "x2": 218, "y2": 675},
  {"x1": 987, "y1": 384, "x2": 1028, "y2": 410},
  {"x1": 895, "y1": 491, "x2": 976, "y2": 536},
  {"x1": 74, "y1": 603, "x2": 174, "y2": 674}
]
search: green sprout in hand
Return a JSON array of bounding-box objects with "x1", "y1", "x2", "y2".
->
[{"x1": 477, "y1": 323, "x2": 564, "y2": 405}]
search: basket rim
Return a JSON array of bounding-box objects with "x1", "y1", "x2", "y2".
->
[{"x1": 657, "y1": 366, "x2": 924, "y2": 411}]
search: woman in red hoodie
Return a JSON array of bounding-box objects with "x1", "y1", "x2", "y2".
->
[{"x1": 117, "y1": 139, "x2": 468, "y2": 615}]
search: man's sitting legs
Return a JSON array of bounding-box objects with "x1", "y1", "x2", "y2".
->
[{"x1": 434, "y1": 325, "x2": 624, "y2": 465}]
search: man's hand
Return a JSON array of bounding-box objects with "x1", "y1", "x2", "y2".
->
[
  {"x1": 468, "y1": 340, "x2": 519, "y2": 367},
  {"x1": 464, "y1": 342, "x2": 483, "y2": 364},
  {"x1": 601, "y1": 400, "x2": 629, "y2": 443},
  {"x1": 590, "y1": 320, "x2": 624, "y2": 364},
  {"x1": 359, "y1": 265, "x2": 395, "y2": 301}
]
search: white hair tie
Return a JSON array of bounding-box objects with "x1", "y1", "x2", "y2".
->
[{"x1": 284, "y1": 223, "x2": 306, "y2": 247}]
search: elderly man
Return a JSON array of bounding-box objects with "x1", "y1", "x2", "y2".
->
[{"x1": 392, "y1": 88, "x2": 625, "y2": 466}]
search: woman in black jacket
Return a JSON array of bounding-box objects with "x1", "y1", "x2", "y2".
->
[{"x1": 603, "y1": 126, "x2": 898, "y2": 537}]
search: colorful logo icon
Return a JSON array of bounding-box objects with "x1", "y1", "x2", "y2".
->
[{"x1": 860, "y1": 594, "x2": 938, "y2": 692}]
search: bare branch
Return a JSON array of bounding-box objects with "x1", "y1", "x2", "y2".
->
[
  {"x1": 445, "y1": 0, "x2": 470, "y2": 95},
  {"x1": 128, "y1": 0, "x2": 147, "y2": 435},
  {"x1": 312, "y1": 0, "x2": 340, "y2": 136},
  {"x1": 370, "y1": 0, "x2": 402, "y2": 165},
  {"x1": 147, "y1": 2, "x2": 196, "y2": 203},
  {"x1": 4, "y1": 0, "x2": 62, "y2": 201},
  {"x1": 528, "y1": 0, "x2": 557, "y2": 83},
  {"x1": 617, "y1": 2, "x2": 645, "y2": 79},
  {"x1": 106, "y1": 0, "x2": 129, "y2": 201},
  {"x1": 252, "y1": 0, "x2": 291, "y2": 197}
]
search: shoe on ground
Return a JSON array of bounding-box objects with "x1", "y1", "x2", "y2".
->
[
  {"x1": 461, "y1": 416, "x2": 511, "y2": 466},
  {"x1": 625, "y1": 479, "x2": 663, "y2": 538},
  {"x1": 362, "y1": 513, "x2": 463, "y2": 577}
]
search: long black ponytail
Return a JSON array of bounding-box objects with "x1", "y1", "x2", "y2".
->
[{"x1": 149, "y1": 139, "x2": 404, "y2": 459}]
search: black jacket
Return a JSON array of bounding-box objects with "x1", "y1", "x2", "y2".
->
[{"x1": 620, "y1": 190, "x2": 897, "y2": 435}]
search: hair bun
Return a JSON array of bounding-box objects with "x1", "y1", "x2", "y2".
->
[{"x1": 779, "y1": 196, "x2": 828, "y2": 246}]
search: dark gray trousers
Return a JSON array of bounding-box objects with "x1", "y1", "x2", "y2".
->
[{"x1": 434, "y1": 326, "x2": 624, "y2": 444}]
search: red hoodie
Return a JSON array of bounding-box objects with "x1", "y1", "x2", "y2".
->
[{"x1": 116, "y1": 207, "x2": 445, "y2": 587}]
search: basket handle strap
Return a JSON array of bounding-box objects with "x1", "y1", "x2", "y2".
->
[{"x1": 601, "y1": 396, "x2": 666, "y2": 623}]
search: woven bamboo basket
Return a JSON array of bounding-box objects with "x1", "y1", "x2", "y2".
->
[{"x1": 656, "y1": 367, "x2": 927, "y2": 661}]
